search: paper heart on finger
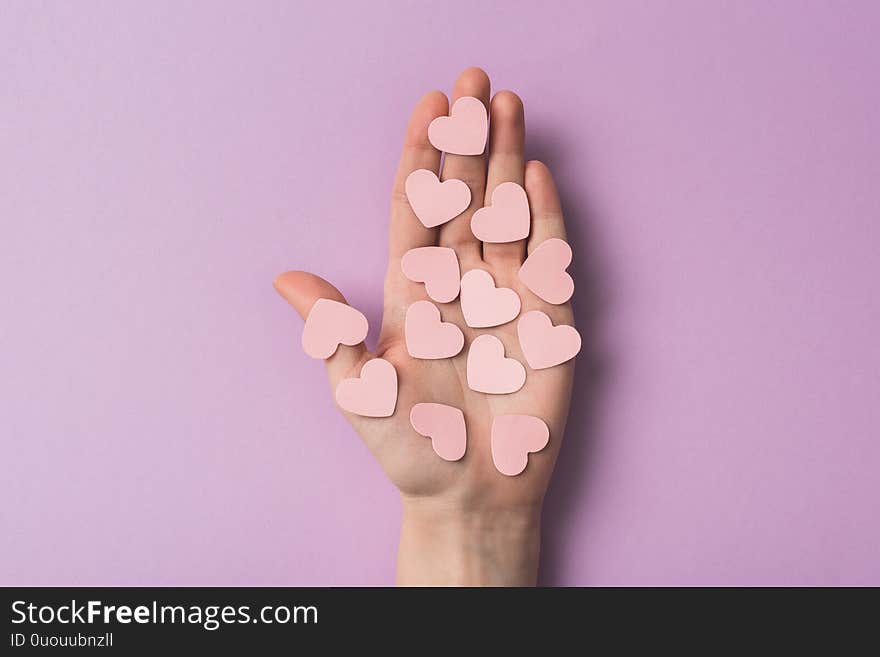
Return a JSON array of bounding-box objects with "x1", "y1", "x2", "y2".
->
[
  {"x1": 427, "y1": 96, "x2": 488, "y2": 156},
  {"x1": 335, "y1": 358, "x2": 398, "y2": 417},
  {"x1": 491, "y1": 414, "x2": 550, "y2": 476},
  {"x1": 401, "y1": 246, "x2": 460, "y2": 303},
  {"x1": 518, "y1": 238, "x2": 574, "y2": 304},
  {"x1": 459, "y1": 269, "x2": 521, "y2": 328},
  {"x1": 405, "y1": 169, "x2": 471, "y2": 228},
  {"x1": 405, "y1": 300, "x2": 464, "y2": 360},
  {"x1": 302, "y1": 298, "x2": 369, "y2": 359},
  {"x1": 466, "y1": 334, "x2": 526, "y2": 394},
  {"x1": 410, "y1": 402, "x2": 467, "y2": 461},
  {"x1": 517, "y1": 310, "x2": 581, "y2": 370},
  {"x1": 470, "y1": 182, "x2": 530, "y2": 243}
]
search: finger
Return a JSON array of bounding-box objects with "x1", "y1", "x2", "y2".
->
[
  {"x1": 389, "y1": 91, "x2": 449, "y2": 260},
  {"x1": 273, "y1": 270, "x2": 371, "y2": 386},
  {"x1": 437, "y1": 67, "x2": 490, "y2": 262},
  {"x1": 483, "y1": 90, "x2": 527, "y2": 268},
  {"x1": 521, "y1": 162, "x2": 574, "y2": 326},
  {"x1": 524, "y1": 160, "x2": 567, "y2": 252}
]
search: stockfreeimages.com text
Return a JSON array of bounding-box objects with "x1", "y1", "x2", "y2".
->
[{"x1": 11, "y1": 600, "x2": 317, "y2": 631}]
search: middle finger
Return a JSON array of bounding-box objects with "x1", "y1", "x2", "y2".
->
[{"x1": 437, "y1": 67, "x2": 491, "y2": 264}]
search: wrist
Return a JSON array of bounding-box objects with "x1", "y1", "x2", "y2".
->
[{"x1": 396, "y1": 497, "x2": 542, "y2": 586}]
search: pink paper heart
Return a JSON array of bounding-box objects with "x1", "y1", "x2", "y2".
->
[
  {"x1": 470, "y1": 182, "x2": 530, "y2": 243},
  {"x1": 410, "y1": 402, "x2": 467, "y2": 461},
  {"x1": 466, "y1": 334, "x2": 526, "y2": 394},
  {"x1": 405, "y1": 300, "x2": 464, "y2": 360},
  {"x1": 405, "y1": 169, "x2": 471, "y2": 228},
  {"x1": 518, "y1": 238, "x2": 574, "y2": 305},
  {"x1": 459, "y1": 269, "x2": 521, "y2": 328},
  {"x1": 427, "y1": 96, "x2": 488, "y2": 156},
  {"x1": 301, "y1": 298, "x2": 369, "y2": 359},
  {"x1": 491, "y1": 415, "x2": 550, "y2": 476},
  {"x1": 335, "y1": 358, "x2": 398, "y2": 418},
  {"x1": 401, "y1": 246, "x2": 460, "y2": 303},
  {"x1": 517, "y1": 310, "x2": 581, "y2": 370}
]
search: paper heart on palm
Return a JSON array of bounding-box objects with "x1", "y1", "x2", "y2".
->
[
  {"x1": 517, "y1": 310, "x2": 581, "y2": 370},
  {"x1": 470, "y1": 182, "x2": 530, "y2": 243},
  {"x1": 405, "y1": 300, "x2": 464, "y2": 360},
  {"x1": 459, "y1": 269, "x2": 521, "y2": 328},
  {"x1": 405, "y1": 169, "x2": 471, "y2": 228},
  {"x1": 301, "y1": 298, "x2": 369, "y2": 359},
  {"x1": 491, "y1": 414, "x2": 550, "y2": 476},
  {"x1": 427, "y1": 96, "x2": 488, "y2": 156},
  {"x1": 410, "y1": 402, "x2": 467, "y2": 461},
  {"x1": 518, "y1": 238, "x2": 574, "y2": 305},
  {"x1": 335, "y1": 358, "x2": 398, "y2": 418},
  {"x1": 466, "y1": 334, "x2": 526, "y2": 394},
  {"x1": 401, "y1": 246, "x2": 460, "y2": 303}
]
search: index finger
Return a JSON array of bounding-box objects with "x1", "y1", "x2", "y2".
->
[{"x1": 388, "y1": 91, "x2": 449, "y2": 260}]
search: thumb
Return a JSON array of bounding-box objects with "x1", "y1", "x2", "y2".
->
[{"x1": 273, "y1": 270, "x2": 371, "y2": 384}]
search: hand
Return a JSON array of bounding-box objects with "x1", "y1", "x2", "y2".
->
[{"x1": 274, "y1": 68, "x2": 574, "y2": 586}]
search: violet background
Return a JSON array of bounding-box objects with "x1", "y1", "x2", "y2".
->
[{"x1": 2, "y1": 1, "x2": 878, "y2": 585}]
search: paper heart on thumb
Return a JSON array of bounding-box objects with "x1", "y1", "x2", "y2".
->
[{"x1": 302, "y1": 298, "x2": 369, "y2": 359}]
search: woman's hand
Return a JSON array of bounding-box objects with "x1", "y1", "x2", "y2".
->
[{"x1": 274, "y1": 67, "x2": 574, "y2": 585}]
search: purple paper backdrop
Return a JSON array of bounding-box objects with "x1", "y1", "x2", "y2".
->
[{"x1": 2, "y1": 1, "x2": 878, "y2": 586}]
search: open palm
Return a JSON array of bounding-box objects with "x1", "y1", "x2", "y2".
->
[{"x1": 275, "y1": 68, "x2": 575, "y2": 584}]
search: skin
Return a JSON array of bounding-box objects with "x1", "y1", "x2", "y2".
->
[{"x1": 274, "y1": 67, "x2": 574, "y2": 586}]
